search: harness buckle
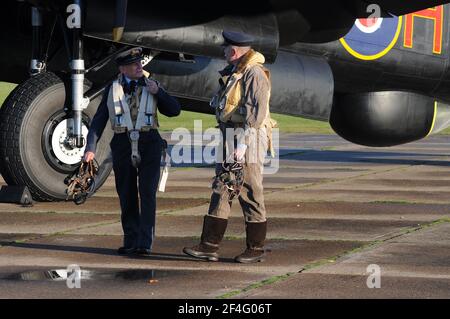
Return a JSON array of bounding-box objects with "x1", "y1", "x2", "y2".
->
[{"x1": 128, "y1": 130, "x2": 141, "y2": 168}]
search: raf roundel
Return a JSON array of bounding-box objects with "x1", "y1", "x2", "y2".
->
[
  {"x1": 355, "y1": 17, "x2": 384, "y2": 33},
  {"x1": 340, "y1": 15, "x2": 403, "y2": 60}
]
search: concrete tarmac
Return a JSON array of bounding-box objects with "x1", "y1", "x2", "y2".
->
[{"x1": 0, "y1": 133, "x2": 449, "y2": 298}]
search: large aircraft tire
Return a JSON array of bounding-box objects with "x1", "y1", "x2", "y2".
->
[{"x1": 0, "y1": 72, "x2": 113, "y2": 201}]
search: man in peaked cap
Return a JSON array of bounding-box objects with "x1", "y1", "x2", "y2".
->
[
  {"x1": 84, "y1": 47, "x2": 181, "y2": 256},
  {"x1": 115, "y1": 47, "x2": 144, "y2": 66},
  {"x1": 221, "y1": 30, "x2": 255, "y2": 47},
  {"x1": 184, "y1": 30, "x2": 276, "y2": 263}
]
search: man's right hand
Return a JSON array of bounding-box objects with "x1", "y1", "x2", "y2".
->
[{"x1": 84, "y1": 151, "x2": 95, "y2": 162}]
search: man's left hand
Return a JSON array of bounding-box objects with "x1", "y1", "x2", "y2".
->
[
  {"x1": 234, "y1": 144, "x2": 247, "y2": 161},
  {"x1": 146, "y1": 80, "x2": 159, "y2": 95}
]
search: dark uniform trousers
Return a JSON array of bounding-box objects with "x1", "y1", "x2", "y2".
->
[{"x1": 110, "y1": 130, "x2": 162, "y2": 249}]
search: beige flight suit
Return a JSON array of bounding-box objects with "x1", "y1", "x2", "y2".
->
[{"x1": 208, "y1": 50, "x2": 271, "y2": 223}]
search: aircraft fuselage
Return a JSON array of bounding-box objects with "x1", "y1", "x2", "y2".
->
[{"x1": 290, "y1": 4, "x2": 450, "y2": 101}]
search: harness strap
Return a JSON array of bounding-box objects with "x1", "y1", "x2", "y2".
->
[
  {"x1": 135, "y1": 80, "x2": 156, "y2": 130},
  {"x1": 112, "y1": 79, "x2": 134, "y2": 131},
  {"x1": 111, "y1": 76, "x2": 158, "y2": 167},
  {"x1": 129, "y1": 130, "x2": 141, "y2": 168},
  {"x1": 158, "y1": 140, "x2": 170, "y2": 192}
]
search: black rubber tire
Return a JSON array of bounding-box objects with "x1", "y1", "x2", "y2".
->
[{"x1": 0, "y1": 72, "x2": 113, "y2": 201}]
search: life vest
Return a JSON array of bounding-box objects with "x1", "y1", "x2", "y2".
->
[
  {"x1": 211, "y1": 49, "x2": 277, "y2": 157},
  {"x1": 106, "y1": 74, "x2": 159, "y2": 134}
]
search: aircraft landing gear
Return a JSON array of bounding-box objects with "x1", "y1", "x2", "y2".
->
[
  {"x1": 0, "y1": 72, "x2": 113, "y2": 201},
  {"x1": 0, "y1": 1, "x2": 114, "y2": 202}
]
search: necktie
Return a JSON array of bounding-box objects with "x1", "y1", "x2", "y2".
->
[
  {"x1": 125, "y1": 80, "x2": 137, "y2": 95},
  {"x1": 129, "y1": 80, "x2": 137, "y2": 94}
]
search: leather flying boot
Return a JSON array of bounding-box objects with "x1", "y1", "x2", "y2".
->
[
  {"x1": 235, "y1": 221, "x2": 267, "y2": 263},
  {"x1": 183, "y1": 215, "x2": 228, "y2": 261}
]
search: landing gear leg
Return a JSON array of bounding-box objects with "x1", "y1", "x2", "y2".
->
[
  {"x1": 30, "y1": 6, "x2": 46, "y2": 75},
  {"x1": 67, "y1": 0, "x2": 89, "y2": 149}
]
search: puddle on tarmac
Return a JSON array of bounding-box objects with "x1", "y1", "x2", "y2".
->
[{"x1": 4, "y1": 269, "x2": 178, "y2": 281}]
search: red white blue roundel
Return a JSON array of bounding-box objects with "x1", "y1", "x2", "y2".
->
[{"x1": 340, "y1": 16, "x2": 402, "y2": 60}]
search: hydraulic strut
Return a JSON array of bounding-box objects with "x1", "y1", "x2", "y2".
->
[
  {"x1": 67, "y1": 0, "x2": 89, "y2": 148},
  {"x1": 30, "y1": 7, "x2": 45, "y2": 75}
]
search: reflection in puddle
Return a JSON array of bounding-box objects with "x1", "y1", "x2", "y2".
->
[{"x1": 9, "y1": 269, "x2": 162, "y2": 281}]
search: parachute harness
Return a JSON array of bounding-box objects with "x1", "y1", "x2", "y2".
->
[
  {"x1": 64, "y1": 160, "x2": 99, "y2": 205},
  {"x1": 213, "y1": 161, "x2": 245, "y2": 200}
]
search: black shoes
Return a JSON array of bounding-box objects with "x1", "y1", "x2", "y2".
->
[
  {"x1": 117, "y1": 246, "x2": 136, "y2": 255},
  {"x1": 135, "y1": 248, "x2": 152, "y2": 256},
  {"x1": 117, "y1": 247, "x2": 151, "y2": 256}
]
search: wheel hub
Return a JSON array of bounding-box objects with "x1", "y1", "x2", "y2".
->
[
  {"x1": 51, "y1": 119, "x2": 88, "y2": 165},
  {"x1": 42, "y1": 110, "x2": 91, "y2": 173}
]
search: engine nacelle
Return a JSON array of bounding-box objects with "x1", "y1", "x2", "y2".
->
[
  {"x1": 330, "y1": 91, "x2": 450, "y2": 147},
  {"x1": 149, "y1": 51, "x2": 334, "y2": 121}
]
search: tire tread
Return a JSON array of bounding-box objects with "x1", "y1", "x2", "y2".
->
[{"x1": 0, "y1": 73, "x2": 67, "y2": 201}]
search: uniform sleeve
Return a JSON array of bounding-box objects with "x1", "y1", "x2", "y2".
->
[
  {"x1": 156, "y1": 87, "x2": 181, "y2": 117},
  {"x1": 242, "y1": 66, "x2": 270, "y2": 129},
  {"x1": 84, "y1": 86, "x2": 110, "y2": 154},
  {"x1": 237, "y1": 66, "x2": 270, "y2": 147}
]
